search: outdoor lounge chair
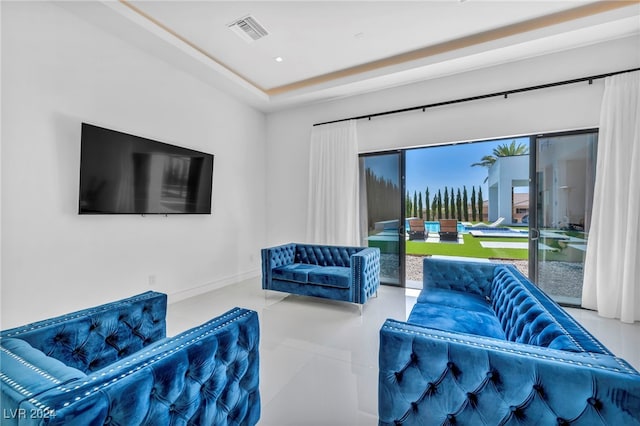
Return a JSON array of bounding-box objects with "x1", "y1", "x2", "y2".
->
[
  {"x1": 439, "y1": 219, "x2": 458, "y2": 241},
  {"x1": 471, "y1": 216, "x2": 505, "y2": 228},
  {"x1": 408, "y1": 219, "x2": 427, "y2": 240}
]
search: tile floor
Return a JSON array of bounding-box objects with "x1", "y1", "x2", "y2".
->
[{"x1": 167, "y1": 277, "x2": 640, "y2": 426}]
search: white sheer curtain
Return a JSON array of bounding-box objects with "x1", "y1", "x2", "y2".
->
[
  {"x1": 307, "y1": 120, "x2": 361, "y2": 246},
  {"x1": 582, "y1": 71, "x2": 640, "y2": 323}
]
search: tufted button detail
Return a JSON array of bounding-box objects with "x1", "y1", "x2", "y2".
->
[
  {"x1": 557, "y1": 418, "x2": 569, "y2": 426},
  {"x1": 510, "y1": 405, "x2": 523, "y2": 419},
  {"x1": 447, "y1": 361, "x2": 460, "y2": 377},
  {"x1": 467, "y1": 392, "x2": 477, "y2": 407},
  {"x1": 169, "y1": 404, "x2": 176, "y2": 412},
  {"x1": 394, "y1": 371, "x2": 403, "y2": 382},
  {"x1": 104, "y1": 416, "x2": 112, "y2": 425},
  {"x1": 426, "y1": 382, "x2": 437, "y2": 396},
  {"x1": 587, "y1": 397, "x2": 602, "y2": 409},
  {"x1": 447, "y1": 414, "x2": 456, "y2": 424},
  {"x1": 411, "y1": 402, "x2": 418, "y2": 412},
  {"x1": 410, "y1": 353, "x2": 418, "y2": 363}
]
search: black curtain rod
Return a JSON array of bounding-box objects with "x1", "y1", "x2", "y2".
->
[{"x1": 313, "y1": 67, "x2": 640, "y2": 127}]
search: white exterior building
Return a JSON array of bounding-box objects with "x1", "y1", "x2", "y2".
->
[{"x1": 487, "y1": 155, "x2": 530, "y2": 225}]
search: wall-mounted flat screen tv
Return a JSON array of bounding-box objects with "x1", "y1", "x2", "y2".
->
[{"x1": 79, "y1": 123, "x2": 214, "y2": 214}]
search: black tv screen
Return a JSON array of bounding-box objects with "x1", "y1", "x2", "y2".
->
[{"x1": 79, "y1": 123, "x2": 214, "y2": 214}]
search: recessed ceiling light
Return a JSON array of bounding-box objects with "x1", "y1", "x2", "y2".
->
[{"x1": 274, "y1": 56, "x2": 284, "y2": 62}]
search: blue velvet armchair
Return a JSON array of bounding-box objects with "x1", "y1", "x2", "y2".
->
[
  {"x1": 0, "y1": 291, "x2": 260, "y2": 425},
  {"x1": 261, "y1": 243, "x2": 380, "y2": 306}
]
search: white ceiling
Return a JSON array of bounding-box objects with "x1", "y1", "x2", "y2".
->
[{"x1": 63, "y1": 1, "x2": 640, "y2": 112}]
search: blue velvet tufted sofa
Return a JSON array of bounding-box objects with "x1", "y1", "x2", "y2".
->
[
  {"x1": 0, "y1": 291, "x2": 260, "y2": 425},
  {"x1": 379, "y1": 258, "x2": 640, "y2": 425},
  {"x1": 261, "y1": 243, "x2": 380, "y2": 307}
]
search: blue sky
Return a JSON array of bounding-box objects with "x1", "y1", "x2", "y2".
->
[
  {"x1": 364, "y1": 137, "x2": 530, "y2": 200},
  {"x1": 406, "y1": 137, "x2": 530, "y2": 199}
]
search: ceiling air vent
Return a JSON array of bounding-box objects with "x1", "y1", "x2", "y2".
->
[{"x1": 228, "y1": 15, "x2": 269, "y2": 43}]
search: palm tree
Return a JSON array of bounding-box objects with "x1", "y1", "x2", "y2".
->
[
  {"x1": 494, "y1": 140, "x2": 529, "y2": 157},
  {"x1": 471, "y1": 154, "x2": 497, "y2": 169},
  {"x1": 471, "y1": 140, "x2": 529, "y2": 181}
]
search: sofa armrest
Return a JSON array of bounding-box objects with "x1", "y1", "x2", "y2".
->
[
  {"x1": 379, "y1": 319, "x2": 640, "y2": 426},
  {"x1": 422, "y1": 258, "x2": 497, "y2": 297},
  {"x1": 261, "y1": 244, "x2": 296, "y2": 289},
  {"x1": 0, "y1": 338, "x2": 87, "y2": 426},
  {"x1": 24, "y1": 308, "x2": 260, "y2": 426},
  {"x1": 351, "y1": 247, "x2": 380, "y2": 304}
]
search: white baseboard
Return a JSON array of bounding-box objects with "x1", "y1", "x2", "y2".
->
[{"x1": 167, "y1": 269, "x2": 261, "y2": 304}]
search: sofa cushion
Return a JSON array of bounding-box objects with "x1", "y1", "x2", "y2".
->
[
  {"x1": 272, "y1": 263, "x2": 319, "y2": 282},
  {"x1": 417, "y1": 287, "x2": 494, "y2": 316},
  {"x1": 407, "y1": 303, "x2": 506, "y2": 340},
  {"x1": 308, "y1": 266, "x2": 351, "y2": 288}
]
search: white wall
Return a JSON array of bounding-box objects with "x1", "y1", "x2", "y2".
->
[
  {"x1": 1, "y1": 2, "x2": 267, "y2": 327},
  {"x1": 266, "y1": 35, "x2": 640, "y2": 246},
  {"x1": 488, "y1": 155, "x2": 529, "y2": 224}
]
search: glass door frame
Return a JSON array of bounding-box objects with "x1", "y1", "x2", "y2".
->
[
  {"x1": 360, "y1": 150, "x2": 406, "y2": 287},
  {"x1": 528, "y1": 128, "x2": 598, "y2": 303}
]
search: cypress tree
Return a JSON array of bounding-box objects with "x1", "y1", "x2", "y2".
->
[
  {"x1": 471, "y1": 187, "x2": 477, "y2": 222},
  {"x1": 437, "y1": 190, "x2": 443, "y2": 220},
  {"x1": 418, "y1": 192, "x2": 423, "y2": 219},
  {"x1": 478, "y1": 187, "x2": 484, "y2": 222},
  {"x1": 450, "y1": 188, "x2": 456, "y2": 220},
  {"x1": 463, "y1": 186, "x2": 469, "y2": 222},
  {"x1": 444, "y1": 186, "x2": 449, "y2": 218},
  {"x1": 425, "y1": 188, "x2": 430, "y2": 221},
  {"x1": 413, "y1": 191, "x2": 418, "y2": 217},
  {"x1": 431, "y1": 196, "x2": 437, "y2": 222},
  {"x1": 456, "y1": 189, "x2": 462, "y2": 221}
]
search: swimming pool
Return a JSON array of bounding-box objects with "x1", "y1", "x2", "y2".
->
[
  {"x1": 405, "y1": 220, "x2": 529, "y2": 237},
  {"x1": 406, "y1": 220, "x2": 466, "y2": 233}
]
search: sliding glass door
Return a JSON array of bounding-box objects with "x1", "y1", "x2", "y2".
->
[
  {"x1": 529, "y1": 130, "x2": 598, "y2": 305},
  {"x1": 361, "y1": 151, "x2": 405, "y2": 286},
  {"x1": 358, "y1": 129, "x2": 597, "y2": 297}
]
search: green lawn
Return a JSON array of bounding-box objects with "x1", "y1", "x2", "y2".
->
[{"x1": 405, "y1": 234, "x2": 529, "y2": 260}]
